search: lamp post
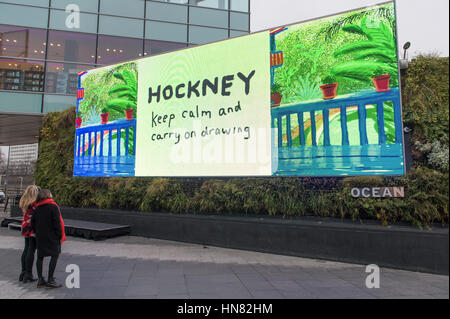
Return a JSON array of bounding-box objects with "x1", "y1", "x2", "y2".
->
[
  {"x1": 399, "y1": 41, "x2": 411, "y2": 90},
  {"x1": 400, "y1": 42, "x2": 413, "y2": 172}
]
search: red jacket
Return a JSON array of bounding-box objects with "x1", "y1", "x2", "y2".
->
[{"x1": 21, "y1": 202, "x2": 36, "y2": 237}]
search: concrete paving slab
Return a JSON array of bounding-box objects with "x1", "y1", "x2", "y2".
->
[{"x1": 0, "y1": 226, "x2": 448, "y2": 299}]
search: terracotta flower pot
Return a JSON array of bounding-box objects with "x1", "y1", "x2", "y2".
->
[
  {"x1": 372, "y1": 74, "x2": 391, "y2": 92},
  {"x1": 100, "y1": 112, "x2": 109, "y2": 124},
  {"x1": 271, "y1": 92, "x2": 282, "y2": 108},
  {"x1": 125, "y1": 108, "x2": 134, "y2": 121},
  {"x1": 75, "y1": 117, "x2": 82, "y2": 128},
  {"x1": 320, "y1": 83, "x2": 338, "y2": 100}
]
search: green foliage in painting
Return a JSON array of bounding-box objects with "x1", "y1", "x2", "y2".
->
[
  {"x1": 270, "y1": 83, "x2": 282, "y2": 94},
  {"x1": 331, "y1": 17, "x2": 398, "y2": 85},
  {"x1": 274, "y1": 32, "x2": 327, "y2": 103},
  {"x1": 79, "y1": 62, "x2": 137, "y2": 122},
  {"x1": 273, "y1": 3, "x2": 398, "y2": 105},
  {"x1": 318, "y1": 5, "x2": 396, "y2": 42},
  {"x1": 78, "y1": 63, "x2": 138, "y2": 155},
  {"x1": 106, "y1": 69, "x2": 137, "y2": 115},
  {"x1": 285, "y1": 74, "x2": 322, "y2": 102},
  {"x1": 322, "y1": 75, "x2": 337, "y2": 85}
]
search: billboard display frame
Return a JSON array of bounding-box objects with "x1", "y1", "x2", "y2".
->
[{"x1": 74, "y1": 0, "x2": 406, "y2": 178}]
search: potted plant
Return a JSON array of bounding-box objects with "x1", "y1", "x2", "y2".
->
[
  {"x1": 271, "y1": 83, "x2": 283, "y2": 108},
  {"x1": 100, "y1": 107, "x2": 109, "y2": 125},
  {"x1": 125, "y1": 108, "x2": 135, "y2": 121},
  {"x1": 371, "y1": 70, "x2": 391, "y2": 92},
  {"x1": 75, "y1": 111, "x2": 82, "y2": 128},
  {"x1": 320, "y1": 75, "x2": 338, "y2": 100}
]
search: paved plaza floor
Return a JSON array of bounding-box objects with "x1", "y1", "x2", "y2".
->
[{"x1": 0, "y1": 227, "x2": 448, "y2": 299}]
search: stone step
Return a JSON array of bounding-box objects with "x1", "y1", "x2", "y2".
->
[{"x1": 7, "y1": 222, "x2": 21, "y2": 231}]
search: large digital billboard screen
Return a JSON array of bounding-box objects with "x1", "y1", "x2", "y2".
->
[{"x1": 74, "y1": 1, "x2": 405, "y2": 177}]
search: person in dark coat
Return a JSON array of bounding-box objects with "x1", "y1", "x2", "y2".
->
[{"x1": 31, "y1": 189, "x2": 66, "y2": 289}]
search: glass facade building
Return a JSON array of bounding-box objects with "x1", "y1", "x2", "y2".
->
[{"x1": 0, "y1": 0, "x2": 250, "y2": 115}]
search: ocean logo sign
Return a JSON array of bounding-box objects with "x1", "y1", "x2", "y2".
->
[{"x1": 73, "y1": 1, "x2": 404, "y2": 177}]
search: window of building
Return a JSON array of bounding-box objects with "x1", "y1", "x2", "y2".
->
[
  {"x1": 145, "y1": 21, "x2": 187, "y2": 43},
  {"x1": 45, "y1": 62, "x2": 95, "y2": 95},
  {"x1": 51, "y1": 0, "x2": 99, "y2": 13},
  {"x1": 0, "y1": 58, "x2": 45, "y2": 92},
  {"x1": 189, "y1": 0, "x2": 228, "y2": 10},
  {"x1": 0, "y1": 91, "x2": 42, "y2": 113},
  {"x1": 43, "y1": 94, "x2": 77, "y2": 113},
  {"x1": 100, "y1": 0, "x2": 145, "y2": 19},
  {"x1": 0, "y1": 25, "x2": 47, "y2": 60},
  {"x1": 230, "y1": 30, "x2": 247, "y2": 38},
  {"x1": 0, "y1": 4, "x2": 49, "y2": 29},
  {"x1": 46, "y1": 31, "x2": 96, "y2": 64},
  {"x1": 2, "y1": 0, "x2": 49, "y2": 7},
  {"x1": 230, "y1": 0, "x2": 249, "y2": 12},
  {"x1": 49, "y1": 9, "x2": 98, "y2": 34},
  {"x1": 230, "y1": 12, "x2": 249, "y2": 31},
  {"x1": 97, "y1": 35, "x2": 143, "y2": 64},
  {"x1": 144, "y1": 39, "x2": 186, "y2": 56},
  {"x1": 99, "y1": 15, "x2": 144, "y2": 39},
  {"x1": 189, "y1": 7, "x2": 228, "y2": 28},
  {"x1": 146, "y1": 1, "x2": 188, "y2": 23},
  {"x1": 153, "y1": 0, "x2": 189, "y2": 4},
  {"x1": 151, "y1": 0, "x2": 230, "y2": 10},
  {"x1": 189, "y1": 26, "x2": 228, "y2": 44}
]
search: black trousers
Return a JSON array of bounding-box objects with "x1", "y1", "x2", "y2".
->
[
  {"x1": 36, "y1": 254, "x2": 59, "y2": 280},
  {"x1": 21, "y1": 237, "x2": 36, "y2": 275}
]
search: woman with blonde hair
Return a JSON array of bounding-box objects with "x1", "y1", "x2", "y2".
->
[{"x1": 18, "y1": 185, "x2": 40, "y2": 283}]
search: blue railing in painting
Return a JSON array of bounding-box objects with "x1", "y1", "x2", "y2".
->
[
  {"x1": 75, "y1": 119, "x2": 136, "y2": 158},
  {"x1": 271, "y1": 88, "x2": 403, "y2": 148}
]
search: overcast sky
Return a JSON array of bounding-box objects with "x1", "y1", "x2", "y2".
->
[{"x1": 251, "y1": 0, "x2": 449, "y2": 57}]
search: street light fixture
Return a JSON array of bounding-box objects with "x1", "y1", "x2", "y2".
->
[
  {"x1": 399, "y1": 42, "x2": 411, "y2": 70},
  {"x1": 403, "y1": 42, "x2": 411, "y2": 59}
]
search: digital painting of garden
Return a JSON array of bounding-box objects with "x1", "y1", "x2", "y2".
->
[
  {"x1": 270, "y1": 2, "x2": 405, "y2": 176},
  {"x1": 74, "y1": 62, "x2": 138, "y2": 177}
]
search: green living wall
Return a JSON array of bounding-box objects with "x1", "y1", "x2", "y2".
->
[{"x1": 34, "y1": 56, "x2": 449, "y2": 228}]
